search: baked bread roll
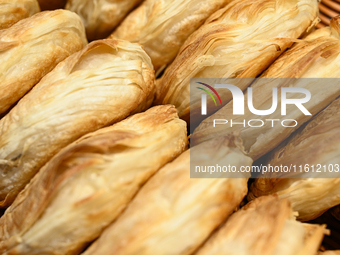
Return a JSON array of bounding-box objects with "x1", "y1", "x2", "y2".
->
[
  {"x1": 0, "y1": 39, "x2": 155, "y2": 208},
  {"x1": 0, "y1": 10, "x2": 87, "y2": 115},
  {"x1": 248, "y1": 97, "x2": 340, "y2": 221},
  {"x1": 110, "y1": 0, "x2": 233, "y2": 72},
  {"x1": 0, "y1": 0, "x2": 40, "y2": 29},
  {"x1": 37, "y1": 0, "x2": 66, "y2": 10},
  {"x1": 82, "y1": 135, "x2": 251, "y2": 255},
  {"x1": 319, "y1": 251, "x2": 340, "y2": 255},
  {"x1": 155, "y1": 0, "x2": 319, "y2": 123},
  {"x1": 193, "y1": 16, "x2": 340, "y2": 160},
  {"x1": 196, "y1": 196, "x2": 327, "y2": 255},
  {"x1": 65, "y1": 0, "x2": 143, "y2": 41},
  {"x1": 0, "y1": 105, "x2": 187, "y2": 255}
]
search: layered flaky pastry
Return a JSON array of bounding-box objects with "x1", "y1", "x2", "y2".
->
[
  {"x1": 155, "y1": 0, "x2": 319, "y2": 122},
  {"x1": 193, "y1": 16, "x2": 340, "y2": 160},
  {"x1": 37, "y1": 0, "x2": 66, "y2": 10},
  {"x1": 0, "y1": 0, "x2": 40, "y2": 30},
  {"x1": 248, "y1": 97, "x2": 340, "y2": 221},
  {"x1": 66, "y1": 0, "x2": 143, "y2": 41},
  {"x1": 111, "y1": 0, "x2": 233, "y2": 72},
  {"x1": 0, "y1": 39, "x2": 155, "y2": 207},
  {"x1": 196, "y1": 196, "x2": 327, "y2": 255},
  {"x1": 0, "y1": 105, "x2": 187, "y2": 255},
  {"x1": 82, "y1": 135, "x2": 251, "y2": 255},
  {"x1": 0, "y1": 10, "x2": 87, "y2": 115}
]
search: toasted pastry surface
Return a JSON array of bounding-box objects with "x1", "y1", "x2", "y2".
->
[
  {"x1": 0, "y1": 10, "x2": 87, "y2": 115},
  {"x1": 83, "y1": 135, "x2": 251, "y2": 255},
  {"x1": 249, "y1": 97, "x2": 340, "y2": 221},
  {"x1": 111, "y1": 0, "x2": 233, "y2": 71},
  {"x1": 193, "y1": 16, "x2": 340, "y2": 160},
  {"x1": 156, "y1": 0, "x2": 319, "y2": 122},
  {"x1": 0, "y1": 0, "x2": 40, "y2": 30},
  {"x1": 0, "y1": 105, "x2": 187, "y2": 255},
  {"x1": 66, "y1": 0, "x2": 143, "y2": 40},
  {"x1": 196, "y1": 196, "x2": 327, "y2": 255},
  {"x1": 0, "y1": 39, "x2": 155, "y2": 207}
]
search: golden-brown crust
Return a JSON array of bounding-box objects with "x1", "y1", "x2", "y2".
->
[
  {"x1": 155, "y1": 0, "x2": 319, "y2": 121},
  {"x1": 82, "y1": 135, "x2": 251, "y2": 255},
  {"x1": 0, "y1": 0, "x2": 40, "y2": 30},
  {"x1": 192, "y1": 16, "x2": 340, "y2": 160},
  {"x1": 267, "y1": 97, "x2": 340, "y2": 171},
  {"x1": 0, "y1": 38, "x2": 155, "y2": 208},
  {"x1": 66, "y1": 0, "x2": 143, "y2": 41},
  {"x1": 0, "y1": 105, "x2": 188, "y2": 255},
  {"x1": 111, "y1": 0, "x2": 233, "y2": 71},
  {"x1": 0, "y1": 10, "x2": 88, "y2": 115},
  {"x1": 248, "y1": 97, "x2": 340, "y2": 221},
  {"x1": 260, "y1": 37, "x2": 340, "y2": 78},
  {"x1": 330, "y1": 16, "x2": 340, "y2": 39},
  {"x1": 196, "y1": 195, "x2": 327, "y2": 255}
]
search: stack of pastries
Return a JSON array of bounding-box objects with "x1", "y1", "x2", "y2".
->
[{"x1": 0, "y1": 0, "x2": 340, "y2": 254}]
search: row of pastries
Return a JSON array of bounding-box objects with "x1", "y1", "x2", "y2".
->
[{"x1": 1, "y1": 0, "x2": 340, "y2": 254}]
